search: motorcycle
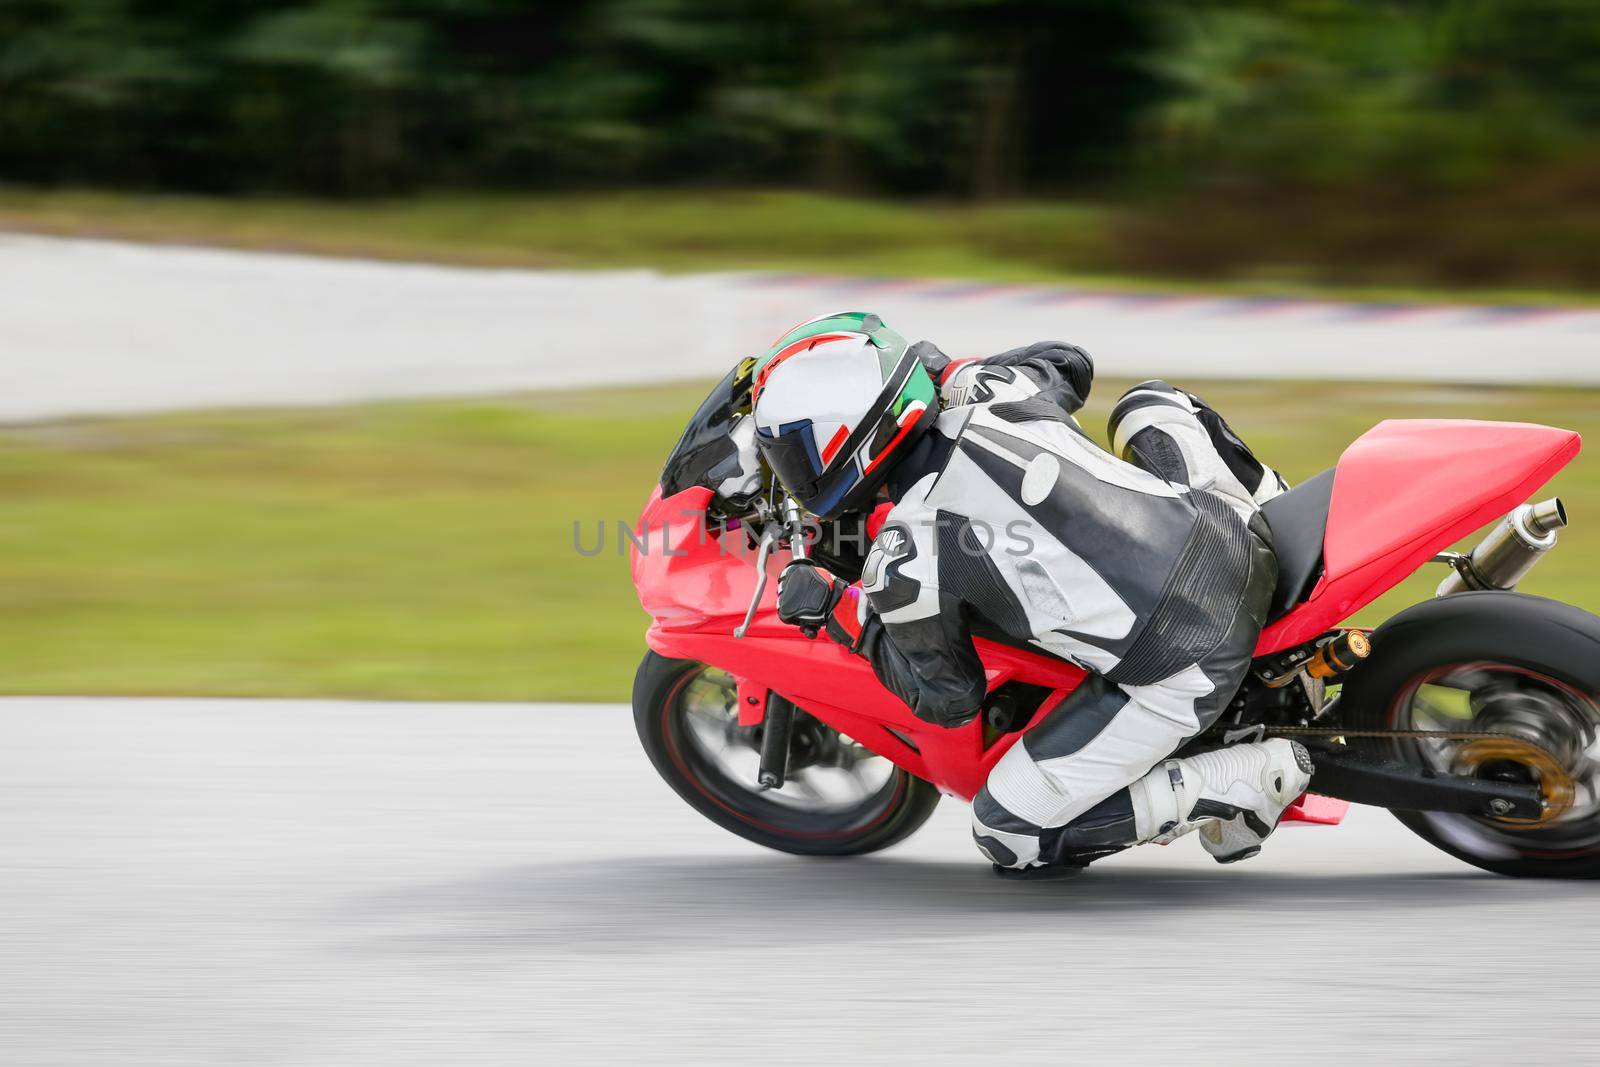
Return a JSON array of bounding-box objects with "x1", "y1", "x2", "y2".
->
[{"x1": 630, "y1": 373, "x2": 1599, "y2": 877}]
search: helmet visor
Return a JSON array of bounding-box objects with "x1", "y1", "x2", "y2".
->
[{"x1": 755, "y1": 420, "x2": 863, "y2": 519}]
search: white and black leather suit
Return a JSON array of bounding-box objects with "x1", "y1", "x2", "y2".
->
[{"x1": 812, "y1": 342, "x2": 1290, "y2": 868}]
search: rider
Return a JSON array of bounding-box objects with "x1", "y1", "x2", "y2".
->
[{"x1": 736, "y1": 311, "x2": 1313, "y2": 875}]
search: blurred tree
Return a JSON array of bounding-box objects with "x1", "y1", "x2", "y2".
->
[
  {"x1": 228, "y1": 2, "x2": 427, "y2": 192},
  {"x1": 0, "y1": 0, "x2": 1158, "y2": 195},
  {"x1": 1143, "y1": 0, "x2": 1600, "y2": 192},
  {"x1": 1, "y1": 0, "x2": 1598, "y2": 213}
]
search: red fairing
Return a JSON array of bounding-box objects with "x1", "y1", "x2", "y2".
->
[
  {"x1": 632, "y1": 485, "x2": 1084, "y2": 799},
  {"x1": 1256, "y1": 419, "x2": 1581, "y2": 652}
]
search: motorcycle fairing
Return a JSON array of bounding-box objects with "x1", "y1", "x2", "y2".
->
[
  {"x1": 1258, "y1": 419, "x2": 1581, "y2": 651},
  {"x1": 633, "y1": 486, "x2": 1083, "y2": 798}
]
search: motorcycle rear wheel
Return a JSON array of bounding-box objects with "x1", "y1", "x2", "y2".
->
[
  {"x1": 633, "y1": 652, "x2": 941, "y2": 856},
  {"x1": 1340, "y1": 591, "x2": 1600, "y2": 878}
]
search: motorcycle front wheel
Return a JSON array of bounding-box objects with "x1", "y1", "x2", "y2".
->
[
  {"x1": 1341, "y1": 591, "x2": 1600, "y2": 878},
  {"x1": 632, "y1": 652, "x2": 941, "y2": 856}
]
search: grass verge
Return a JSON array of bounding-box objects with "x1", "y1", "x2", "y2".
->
[
  {"x1": 1, "y1": 380, "x2": 1596, "y2": 702},
  {"x1": 2, "y1": 186, "x2": 1595, "y2": 307}
]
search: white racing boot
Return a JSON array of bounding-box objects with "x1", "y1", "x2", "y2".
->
[{"x1": 1129, "y1": 739, "x2": 1314, "y2": 863}]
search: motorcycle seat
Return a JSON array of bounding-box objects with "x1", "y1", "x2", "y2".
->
[{"x1": 1259, "y1": 468, "x2": 1335, "y2": 622}]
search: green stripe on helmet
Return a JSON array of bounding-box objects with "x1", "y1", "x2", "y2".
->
[
  {"x1": 893, "y1": 359, "x2": 936, "y2": 414},
  {"x1": 756, "y1": 311, "x2": 908, "y2": 382}
]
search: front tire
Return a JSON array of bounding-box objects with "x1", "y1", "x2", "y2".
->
[
  {"x1": 1341, "y1": 591, "x2": 1600, "y2": 878},
  {"x1": 632, "y1": 652, "x2": 941, "y2": 856}
]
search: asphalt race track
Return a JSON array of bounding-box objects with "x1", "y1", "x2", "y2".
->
[
  {"x1": 5, "y1": 235, "x2": 1600, "y2": 422},
  {"x1": 4, "y1": 697, "x2": 1597, "y2": 1065}
]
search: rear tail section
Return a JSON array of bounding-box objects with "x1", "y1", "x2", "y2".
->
[{"x1": 1259, "y1": 419, "x2": 1580, "y2": 651}]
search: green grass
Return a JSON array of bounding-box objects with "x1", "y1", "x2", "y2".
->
[
  {"x1": 1, "y1": 380, "x2": 1597, "y2": 702},
  {"x1": 0, "y1": 187, "x2": 1107, "y2": 279},
  {"x1": 3, "y1": 186, "x2": 1596, "y2": 307}
]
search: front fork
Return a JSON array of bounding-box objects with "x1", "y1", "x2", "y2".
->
[{"x1": 733, "y1": 676, "x2": 796, "y2": 790}]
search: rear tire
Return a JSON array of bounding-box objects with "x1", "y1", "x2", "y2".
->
[
  {"x1": 1341, "y1": 591, "x2": 1600, "y2": 878},
  {"x1": 632, "y1": 652, "x2": 941, "y2": 856}
]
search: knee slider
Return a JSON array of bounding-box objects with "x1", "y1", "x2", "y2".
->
[{"x1": 970, "y1": 787, "x2": 1043, "y2": 869}]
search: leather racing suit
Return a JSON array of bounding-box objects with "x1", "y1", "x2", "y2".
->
[{"x1": 731, "y1": 342, "x2": 1288, "y2": 869}]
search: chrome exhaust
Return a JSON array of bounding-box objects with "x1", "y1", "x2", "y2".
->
[{"x1": 1436, "y1": 497, "x2": 1568, "y2": 596}]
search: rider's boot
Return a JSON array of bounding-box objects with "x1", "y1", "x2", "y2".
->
[{"x1": 1129, "y1": 739, "x2": 1314, "y2": 863}]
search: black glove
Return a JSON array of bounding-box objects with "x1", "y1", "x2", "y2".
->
[{"x1": 776, "y1": 560, "x2": 844, "y2": 638}]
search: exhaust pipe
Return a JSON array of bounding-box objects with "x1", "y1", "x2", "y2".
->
[{"x1": 1437, "y1": 497, "x2": 1568, "y2": 596}]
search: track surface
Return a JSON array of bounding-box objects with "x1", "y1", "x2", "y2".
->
[
  {"x1": 5, "y1": 235, "x2": 1600, "y2": 421},
  {"x1": 3, "y1": 697, "x2": 1597, "y2": 1065}
]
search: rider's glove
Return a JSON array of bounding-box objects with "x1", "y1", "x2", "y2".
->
[
  {"x1": 776, "y1": 560, "x2": 841, "y2": 637},
  {"x1": 777, "y1": 560, "x2": 861, "y2": 643}
]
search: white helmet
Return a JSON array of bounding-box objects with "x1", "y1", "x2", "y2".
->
[{"x1": 750, "y1": 311, "x2": 938, "y2": 518}]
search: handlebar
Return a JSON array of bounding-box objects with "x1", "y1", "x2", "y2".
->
[
  {"x1": 781, "y1": 495, "x2": 810, "y2": 562},
  {"x1": 733, "y1": 494, "x2": 811, "y2": 639}
]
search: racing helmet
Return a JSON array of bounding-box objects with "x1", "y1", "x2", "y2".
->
[{"x1": 750, "y1": 311, "x2": 937, "y2": 518}]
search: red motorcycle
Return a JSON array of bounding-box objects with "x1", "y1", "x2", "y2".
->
[{"x1": 631, "y1": 399, "x2": 1600, "y2": 877}]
